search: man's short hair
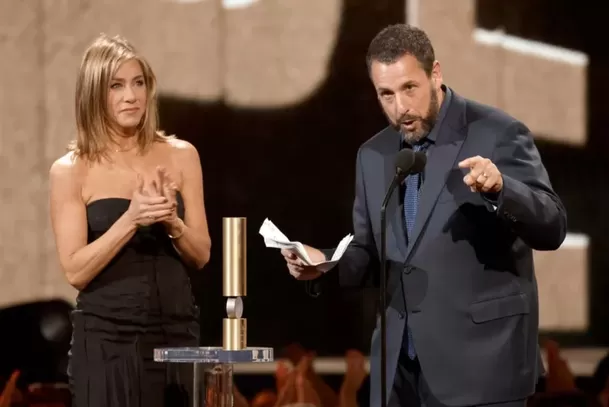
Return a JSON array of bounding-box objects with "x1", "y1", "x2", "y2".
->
[{"x1": 366, "y1": 24, "x2": 435, "y2": 76}]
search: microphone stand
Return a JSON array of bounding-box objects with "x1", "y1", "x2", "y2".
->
[{"x1": 379, "y1": 170, "x2": 404, "y2": 407}]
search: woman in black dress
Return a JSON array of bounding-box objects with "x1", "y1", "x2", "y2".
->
[{"x1": 49, "y1": 33, "x2": 211, "y2": 407}]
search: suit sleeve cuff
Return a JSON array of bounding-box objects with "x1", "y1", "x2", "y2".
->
[
  {"x1": 481, "y1": 188, "x2": 503, "y2": 212},
  {"x1": 489, "y1": 175, "x2": 522, "y2": 223},
  {"x1": 305, "y1": 268, "x2": 339, "y2": 297}
]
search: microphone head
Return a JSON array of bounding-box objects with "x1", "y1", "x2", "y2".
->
[
  {"x1": 394, "y1": 149, "x2": 415, "y2": 175},
  {"x1": 394, "y1": 148, "x2": 427, "y2": 181}
]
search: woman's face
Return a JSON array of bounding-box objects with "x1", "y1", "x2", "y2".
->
[{"x1": 107, "y1": 59, "x2": 147, "y2": 134}]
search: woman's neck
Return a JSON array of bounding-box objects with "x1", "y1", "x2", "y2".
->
[{"x1": 108, "y1": 130, "x2": 138, "y2": 153}]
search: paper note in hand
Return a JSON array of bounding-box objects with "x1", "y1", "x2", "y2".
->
[{"x1": 259, "y1": 218, "x2": 353, "y2": 273}]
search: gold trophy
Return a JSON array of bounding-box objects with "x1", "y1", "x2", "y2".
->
[
  {"x1": 154, "y1": 217, "x2": 274, "y2": 406},
  {"x1": 223, "y1": 217, "x2": 247, "y2": 351}
]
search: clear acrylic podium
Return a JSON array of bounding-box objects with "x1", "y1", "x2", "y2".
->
[
  {"x1": 154, "y1": 218, "x2": 275, "y2": 407},
  {"x1": 154, "y1": 346, "x2": 274, "y2": 407}
]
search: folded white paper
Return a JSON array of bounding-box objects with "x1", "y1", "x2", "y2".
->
[{"x1": 259, "y1": 218, "x2": 353, "y2": 273}]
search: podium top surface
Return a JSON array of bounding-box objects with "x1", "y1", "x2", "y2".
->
[{"x1": 154, "y1": 346, "x2": 274, "y2": 364}]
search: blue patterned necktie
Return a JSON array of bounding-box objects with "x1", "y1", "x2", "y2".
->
[{"x1": 403, "y1": 142, "x2": 428, "y2": 359}]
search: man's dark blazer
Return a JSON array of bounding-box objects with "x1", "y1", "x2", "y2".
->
[{"x1": 309, "y1": 87, "x2": 567, "y2": 406}]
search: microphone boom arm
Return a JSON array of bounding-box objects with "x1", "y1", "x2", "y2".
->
[{"x1": 378, "y1": 170, "x2": 404, "y2": 407}]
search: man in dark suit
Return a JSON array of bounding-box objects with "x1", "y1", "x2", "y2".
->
[{"x1": 281, "y1": 24, "x2": 567, "y2": 406}]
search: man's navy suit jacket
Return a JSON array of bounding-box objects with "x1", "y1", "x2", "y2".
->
[{"x1": 309, "y1": 87, "x2": 567, "y2": 406}]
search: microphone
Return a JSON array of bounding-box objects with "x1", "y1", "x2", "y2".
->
[{"x1": 379, "y1": 148, "x2": 426, "y2": 407}]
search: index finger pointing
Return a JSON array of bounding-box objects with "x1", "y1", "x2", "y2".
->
[{"x1": 458, "y1": 156, "x2": 482, "y2": 169}]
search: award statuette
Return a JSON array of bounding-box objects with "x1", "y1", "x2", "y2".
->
[{"x1": 154, "y1": 217, "x2": 274, "y2": 406}]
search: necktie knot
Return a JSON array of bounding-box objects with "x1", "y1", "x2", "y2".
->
[{"x1": 412, "y1": 139, "x2": 430, "y2": 153}]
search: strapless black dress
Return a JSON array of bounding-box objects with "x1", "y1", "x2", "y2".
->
[{"x1": 68, "y1": 194, "x2": 199, "y2": 407}]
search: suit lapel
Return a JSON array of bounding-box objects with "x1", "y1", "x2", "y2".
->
[
  {"x1": 404, "y1": 93, "x2": 468, "y2": 262},
  {"x1": 382, "y1": 130, "x2": 408, "y2": 258}
]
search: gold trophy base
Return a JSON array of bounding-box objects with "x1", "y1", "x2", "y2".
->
[{"x1": 223, "y1": 318, "x2": 247, "y2": 350}]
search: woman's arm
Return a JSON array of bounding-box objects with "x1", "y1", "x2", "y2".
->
[
  {"x1": 50, "y1": 155, "x2": 175, "y2": 290},
  {"x1": 163, "y1": 141, "x2": 212, "y2": 270}
]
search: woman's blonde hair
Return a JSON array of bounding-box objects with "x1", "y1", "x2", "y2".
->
[{"x1": 69, "y1": 33, "x2": 171, "y2": 161}]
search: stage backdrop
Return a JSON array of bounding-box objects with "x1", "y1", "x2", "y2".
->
[{"x1": 0, "y1": 0, "x2": 605, "y2": 353}]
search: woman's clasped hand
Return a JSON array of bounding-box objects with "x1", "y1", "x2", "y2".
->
[{"x1": 126, "y1": 167, "x2": 179, "y2": 228}]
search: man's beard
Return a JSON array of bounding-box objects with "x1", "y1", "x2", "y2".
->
[{"x1": 393, "y1": 87, "x2": 440, "y2": 144}]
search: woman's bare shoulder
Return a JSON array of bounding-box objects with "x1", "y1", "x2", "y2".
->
[
  {"x1": 160, "y1": 137, "x2": 200, "y2": 165},
  {"x1": 49, "y1": 151, "x2": 87, "y2": 183},
  {"x1": 165, "y1": 137, "x2": 197, "y2": 153}
]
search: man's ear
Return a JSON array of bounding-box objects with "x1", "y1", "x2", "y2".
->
[{"x1": 431, "y1": 60, "x2": 443, "y2": 87}]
